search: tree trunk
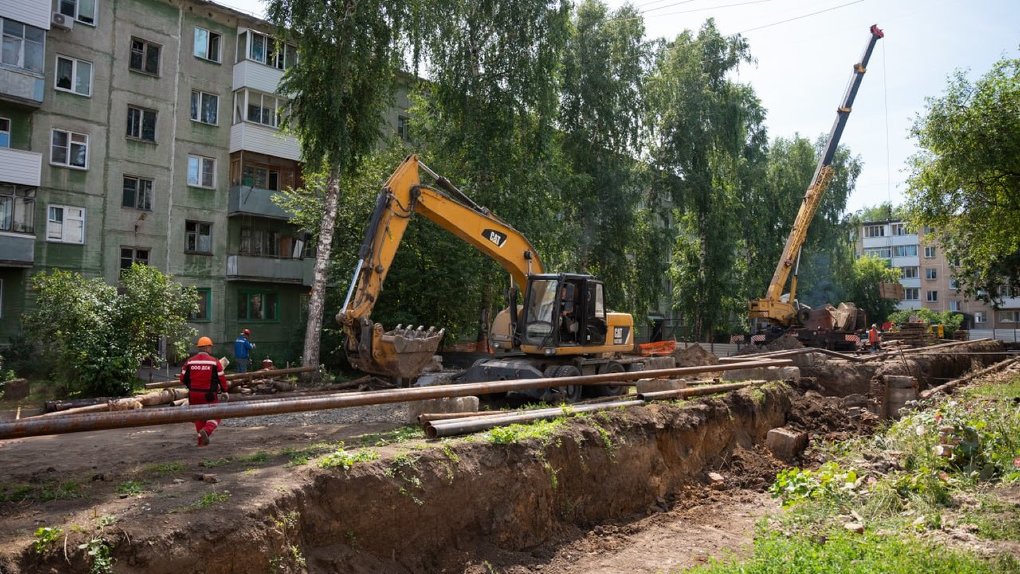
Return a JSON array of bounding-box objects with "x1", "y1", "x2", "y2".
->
[{"x1": 302, "y1": 168, "x2": 341, "y2": 371}]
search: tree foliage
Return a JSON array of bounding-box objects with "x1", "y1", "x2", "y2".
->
[
  {"x1": 887, "y1": 307, "x2": 964, "y2": 337},
  {"x1": 905, "y1": 57, "x2": 1020, "y2": 300},
  {"x1": 844, "y1": 255, "x2": 901, "y2": 326},
  {"x1": 24, "y1": 266, "x2": 197, "y2": 396}
]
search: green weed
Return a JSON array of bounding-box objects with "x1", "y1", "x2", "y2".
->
[
  {"x1": 237, "y1": 451, "x2": 270, "y2": 464},
  {"x1": 358, "y1": 425, "x2": 425, "y2": 446},
  {"x1": 199, "y1": 457, "x2": 232, "y2": 468},
  {"x1": 385, "y1": 453, "x2": 424, "y2": 505},
  {"x1": 319, "y1": 448, "x2": 379, "y2": 470},
  {"x1": 32, "y1": 527, "x2": 62, "y2": 553},
  {"x1": 116, "y1": 480, "x2": 146, "y2": 496},
  {"x1": 486, "y1": 417, "x2": 569, "y2": 445},
  {"x1": 39, "y1": 481, "x2": 83, "y2": 501},
  {"x1": 190, "y1": 491, "x2": 230, "y2": 510},
  {"x1": 146, "y1": 461, "x2": 184, "y2": 475}
]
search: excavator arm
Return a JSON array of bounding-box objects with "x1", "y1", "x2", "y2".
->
[
  {"x1": 338, "y1": 154, "x2": 543, "y2": 378},
  {"x1": 749, "y1": 24, "x2": 884, "y2": 327}
]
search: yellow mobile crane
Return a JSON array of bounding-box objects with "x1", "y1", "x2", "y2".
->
[
  {"x1": 749, "y1": 24, "x2": 884, "y2": 349},
  {"x1": 338, "y1": 155, "x2": 635, "y2": 400}
]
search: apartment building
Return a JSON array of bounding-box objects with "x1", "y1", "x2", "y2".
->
[
  {"x1": 855, "y1": 219, "x2": 1020, "y2": 339},
  {"x1": 0, "y1": 0, "x2": 409, "y2": 362}
]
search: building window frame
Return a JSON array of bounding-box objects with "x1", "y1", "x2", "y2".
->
[
  {"x1": 187, "y1": 155, "x2": 216, "y2": 188},
  {"x1": 58, "y1": 0, "x2": 97, "y2": 26},
  {"x1": 126, "y1": 106, "x2": 157, "y2": 142},
  {"x1": 190, "y1": 90, "x2": 219, "y2": 125},
  {"x1": 925, "y1": 267, "x2": 938, "y2": 281},
  {"x1": 54, "y1": 55, "x2": 92, "y2": 97},
  {"x1": 120, "y1": 247, "x2": 150, "y2": 269},
  {"x1": 975, "y1": 311, "x2": 986, "y2": 324},
  {"x1": 0, "y1": 117, "x2": 9, "y2": 148},
  {"x1": 237, "y1": 289, "x2": 280, "y2": 321},
  {"x1": 193, "y1": 27, "x2": 221, "y2": 63},
  {"x1": 233, "y1": 89, "x2": 285, "y2": 128},
  {"x1": 240, "y1": 164, "x2": 280, "y2": 190},
  {"x1": 129, "y1": 37, "x2": 161, "y2": 76},
  {"x1": 900, "y1": 266, "x2": 918, "y2": 279},
  {"x1": 190, "y1": 287, "x2": 212, "y2": 321},
  {"x1": 185, "y1": 220, "x2": 212, "y2": 254},
  {"x1": 122, "y1": 176, "x2": 153, "y2": 211},
  {"x1": 397, "y1": 114, "x2": 411, "y2": 142},
  {"x1": 864, "y1": 225, "x2": 885, "y2": 238},
  {"x1": 1002, "y1": 311, "x2": 1020, "y2": 323},
  {"x1": 893, "y1": 244, "x2": 918, "y2": 258},
  {"x1": 237, "y1": 30, "x2": 297, "y2": 69},
  {"x1": 926, "y1": 290, "x2": 939, "y2": 303},
  {"x1": 46, "y1": 204, "x2": 85, "y2": 244},
  {"x1": 0, "y1": 18, "x2": 45, "y2": 73},
  {"x1": 924, "y1": 245, "x2": 937, "y2": 259},
  {"x1": 891, "y1": 223, "x2": 907, "y2": 236},
  {"x1": 904, "y1": 287, "x2": 919, "y2": 301},
  {"x1": 50, "y1": 129, "x2": 89, "y2": 169}
]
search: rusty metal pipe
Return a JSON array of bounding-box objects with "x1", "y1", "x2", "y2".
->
[
  {"x1": 143, "y1": 366, "x2": 319, "y2": 389},
  {"x1": 425, "y1": 400, "x2": 645, "y2": 439},
  {"x1": 638, "y1": 381, "x2": 763, "y2": 401},
  {"x1": 0, "y1": 359, "x2": 790, "y2": 440}
]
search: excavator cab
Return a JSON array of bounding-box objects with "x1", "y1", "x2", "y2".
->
[{"x1": 518, "y1": 274, "x2": 608, "y2": 349}]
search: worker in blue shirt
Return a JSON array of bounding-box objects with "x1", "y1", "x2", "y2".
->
[{"x1": 234, "y1": 329, "x2": 256, "y2": 373}]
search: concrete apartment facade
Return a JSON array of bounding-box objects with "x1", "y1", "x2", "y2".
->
[
  {"x1": 0, "y1": 0, "x2": 408, "y2": 363},
  {"x1": 855, "y1": 220, "x2": 1020, "y2": 341}
]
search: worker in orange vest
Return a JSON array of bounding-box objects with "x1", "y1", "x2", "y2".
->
[
  {"x1": 179, "y1": 336, "x2": 229, "y2": 446},
  {"x1": 867, "y1": 324, "x2": 881, "y2": 352}
]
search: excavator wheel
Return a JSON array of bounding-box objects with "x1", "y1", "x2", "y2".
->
[
  {"x1": 590, "y1": 361, "x2": 627, "y2": 397},
  {"x1": 543, "y1": 364, "x2": 583, "y2": 404}
]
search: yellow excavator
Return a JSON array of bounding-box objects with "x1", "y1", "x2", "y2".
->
[
  {"x1": 337, "y1": 154, "x2": 635, "y2": 399},
  {"x1": 748, "y1": 24, "x2": 884, "y2": 350}
]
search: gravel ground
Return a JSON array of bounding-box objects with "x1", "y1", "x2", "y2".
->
[{"x1": 220, "y1": 402, "x2": 410, "y2": 428}]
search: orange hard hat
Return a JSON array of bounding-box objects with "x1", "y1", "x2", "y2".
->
[{"x1": 196, "y1": 336, "x2": 214, "y2": 347}]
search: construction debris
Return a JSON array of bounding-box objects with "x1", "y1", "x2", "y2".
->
[{"x1": 765, "y1": 427, "x2": 809, "y2": 461}]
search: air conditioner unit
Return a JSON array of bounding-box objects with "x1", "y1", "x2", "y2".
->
[{"x1": 51, "y1": 12, "x2": 73, "y2": 30}]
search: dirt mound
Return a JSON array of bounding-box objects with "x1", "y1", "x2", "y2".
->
[
  {"x1": 760, "y1": 334, "x2": 804, "y2": 352},
  {"x1": 673, "y1": 343, "x2": 719, "y2": 367},
  {"x1": 784, "y1": 382, "x2": 880, "y2": 446}
]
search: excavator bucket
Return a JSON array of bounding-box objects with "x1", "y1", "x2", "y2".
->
[{"x1": 347, "y1": 322, "x2": 445, "y2": 380}]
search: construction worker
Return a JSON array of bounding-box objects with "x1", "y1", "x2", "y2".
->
[
  {"x1": 868, "y1": 324, "x2": 881, "y2": 352},
  {"x1": 234, "y1": 328, "x2": 255, "y2": 373},
  {"x1": 180, "y1": 336, "x2": 228, "y2": 447}
]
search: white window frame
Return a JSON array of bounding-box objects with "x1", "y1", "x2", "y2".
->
[
  {"x1": 122, "y1": 175, "x2": 153, "y2": 211},
  {"x1": 925, "y1": 268, "x2": 937, "y2": 280},
  {"x1": 54, "y1": 55, "x2": 92, "y2": 97},
  {"x1": 893, "y1": 245, "x2": 918, "y2": 258},
  {"x1": 0, "y1": 117, "x2": 9, "y2": 148},
  {"x1": 187, "y1": 155, "x2": 216, "y2": 188},
  {"x1": 193, "y1": 27, "x2": 221, "y2": 63},
  {"x1": 863, "y1": 247, "x2": 891, "y2": 259},
  {"x1": 129, "y1": 37, "x2": 161, "y2": 76},
  {"x1": 397, "y1": 115, "x2": 411, "y2": 141},
  {"x1": 50, "y1": 129, "x2": 89, "y2": 169},
  {"x1": 233, "y1": 89, "x2": 285, "y2": 128},
  {"x1": 126, "y1": 106, "x2": 157, "y2": 142},
  {"x1": 0, "y1": 18, "x2": 45, "y2": 73},
  {"x1": 238, "y1": 30, "x2": 297, "y2": 69},
  {"x1": 1002, "y1": 311, "x2": 1020, "y2": 324},
  {"x1": 975, "y1": 311, "x2": 986, "y2": 324},
  {"x1": 900, "y1": 266, "x2": 918, "y2": 279},
  {"x1": 891, "y1": 223, "x2": 907, "y2": 236},
  {"x1": 864, "y1": 225, "x2": 885, "y2": 238},
  {"x1": 904, "y1": 288, "x2": 919, "y2": 301},
  {"x1": 46, "y1": 204, "x2": 85, "y2": 244},
  {"x1": 185, "y1": 220, "x2": 213, "y2": 254},
  {"x1": 949, "y1": 300, "x2": 961, "y2": 312},
  {"x1": 924, "y1": 245, "x2": 936, "y2": 259},
  {"x1": 120, "y1": 247, "x2": 150, "y2": 269},
  {"x1": 190, "y1": 90, "x2": 219, "y2": 125},
  {"x1": 58, "y1": 0, "x2": 97, "y2": 26},
  {"x1": 949, "y1": 279, "x2": 959, "y2": 291},
  {"x1": 926, "y1": 290, "x2": 939, "y2": 303}
]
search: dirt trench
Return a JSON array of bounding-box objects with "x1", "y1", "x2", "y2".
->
[{"x1": 5, "y1": 385, "x2": 791, "y2": 574}]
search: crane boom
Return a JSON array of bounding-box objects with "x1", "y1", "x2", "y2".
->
[{"x1": 749, "y1": 24, "x2": 884, "y2": 327}]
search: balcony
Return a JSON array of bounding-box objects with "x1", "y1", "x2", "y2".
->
[
  {"x1": 232, "y1": 59, "x2": 284, "y2": 94},
  {"x1": 0, "y1": 148, "x2": 42, "y2": 186},
  {"x1": 0, "y1": 66, "x2": 45, "y2": 106},
  {"x1": 226, "y1": 254, "x2": 313, "y2": 286},
  {"x1": 0, "y1": 231, "x2": 35, "y2": 266},
  {"x1": 229, "y1": 122, "x2": 300, "y2": 161},
  {"x1": 228, "y1": 185, "x2": 290, "y2": 220}
]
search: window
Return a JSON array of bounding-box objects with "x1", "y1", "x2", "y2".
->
[
  {"x1": 238, "y1": 290, "x2": 279, "y2": 321},
  {"x1": 925, "y1": 268, "x2": 938, "y2": 280},
  {"x1": 1002, "y1": 311, "x2": 1020, "y2": 323},
  {"x1": 0, "y1": 185, "x2": 35, "y2": 233},
  {"x1": 185, "y1": 221, "x2": 212, "y2": 254},
  {"x1": 924, "y1": 245, "x2": 936, "y2": 258},
  {"x1": 904, "y1": 288, "x2": 919, "y2": 301},
  {"x1": 922, "y1": 226, "x2": 934, "y2": 234},
  {"x1": 975, "y1": 311, "x2": 986, "y2": 324},
  {"x1": 47, "y1": 205, "x2": 85, "y2": 244},
  {"x1": 864, "y1": 225, "x2": 885, "y2": 238},
  {"x1": 900, "y1": 266, "x2": 919, "y2": 279},
  {"x1": 238, "y1": 30, "x2": 297, "y2": 69},
  {"x1": 126, "y1": 106, "x2": 157, "y2": 142},
  {"x1": 949, "y1": 300, "x2": 961, "y2": 311},
  {"x1": 187, "y1": 155, "x2": 215, "y2": 188},
  {"x1": 120, "y1": 247, "x2": 149, "y2": 269},
  {"x1": 58, "y1": 0, "x2": 96, "y2": 25},
  {"x1": 193, "y1": 27, "x2": 221, "y2": 62},
  {"x1": 397, "y1": 115, "x2": 411, "y2": 141},
  {"x1": 129, "y1": 37, "x2": 161, "y2": 75},
  {"x1": 234, "y1": 89, "x2": 285, "y2": 128},
  {"x1": 0, "y1": 117, "x2": 8, "y2": 148},
  {"x1": 190, "y1": 91, "x2": 218, "y2": 125},
  {"x1": 50, "y1": 129, "x2": 88, "y2": 169},
  {"x1": 240, "y1": 225, "x2": 279, "y2": 256},
  {"x1": 926, "y1": 290, "x2": 938, "y2": 302},
  {"x1": 863, "y1": 247, "x2": 891, "y2": 259},
  {"x1": 1, "y1": 19, "x2": 44, "y2": 73},
  {"x1": 892, "y1": 244, "x2": 918, "y2": 257},
  {"x1": 0, "y1": 278, "x2": 3, "y2": 319},
  {"x1": 55, "y1": 55, "x2": 92, "y2": 96},
  {"x1": 241, "y1": 165, "x2": 279, "y2": 190},
  {"x1": 191, "y1": 288, "x2": 211, "y2": 321},
  {"x1": 891, "y1": 223, "x2": 907, "y2": 236},
  {"x1": 949, "y1": 279, "x2": 959, "y2": 291},
  {"x1": 122, "y1": 176, "x2": 153, "y2": 210}
]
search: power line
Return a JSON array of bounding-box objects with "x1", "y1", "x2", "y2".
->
[
  {"x1": 737, "y1": 0, "x2": 865, "y2": 34},
  {"x1": 650, "y1": 0, "x2": 773, "y2": 17}
]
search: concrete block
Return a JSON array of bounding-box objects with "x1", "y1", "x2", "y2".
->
[
  {"x1": 2, "y1": 378, "x2": 30, "y2": 400},
  {"x1": 722, "y1": 366, "x2": 800, "y2": 383},
  {"x1": 642, "y1": 356, "x2": 676, "y2": 371},
  {"x1": 407, "y1": 396, "x2": 480, "y2": 424},
  {"x1": 766, "y1": 427, "x2": 809, "y2": 462},
  {"x1": 634, "y1": 378, "x2": 687, "y2": 394}
]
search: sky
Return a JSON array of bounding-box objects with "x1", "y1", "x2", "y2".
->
[{"x1": 216, "y1": 0, "x2": 1019, "y2": 214}]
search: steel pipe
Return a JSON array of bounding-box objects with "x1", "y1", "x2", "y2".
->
[
  {"x1": 143, "y1": 366, "x2": 319, "y2": 389},
  {"x1": 638, "y1": 381, "x2": 763, "y2": 401},
  {"x1": 0, "y1": 359, "x2": 790, "y2": 440},
  {"x1": 425, "y1": 400, "x2": 645, "y2": 439}
]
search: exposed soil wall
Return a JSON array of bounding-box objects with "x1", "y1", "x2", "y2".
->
[{"x1": 7, "y1": 385, "x2": 793, "y2": 574}]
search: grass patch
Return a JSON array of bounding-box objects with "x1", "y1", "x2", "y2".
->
[
  {"x1": 237, "y1": 451, "x2": 270, "y2": 465},
  {"x1": 319, "y1": 447, "x2": 379, "y2": 470},
  {"x1": 486, "y1": 417, "x2": 570, "y2": 445},
  {"x1": 282, "y1": 441, "x2": 340, "y2": 467},
  {"x1": 39, "y1": 481, "x2": 83, "y2": 501},
  {"x1": 358, "y1": 426, "x2": 425, "y2": 447},
  {"x1": 145, "y1": 461, "x2": 185, "y2": 475},
  {"x1": 961, "y1": 377, "x2": 1020, "y2": 401},
  {"x1": 116, "y1": 480, "x2": 146, "y2": 496},
  {"x1": 686, "y1": 530, "x2": 1016, "y2": 574},
  {"x1": 385, "y1": 453, "x2": 424, "y2": 505},
  {"x1": 199, "y1": 457, "x2": 232, "y2": 468},
  {"x1": 190, "y1": 491, "x2": 230, "y2": 510},
  {"x1": 0, "y1": 484, "x2": 36, "y2": 503}
]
